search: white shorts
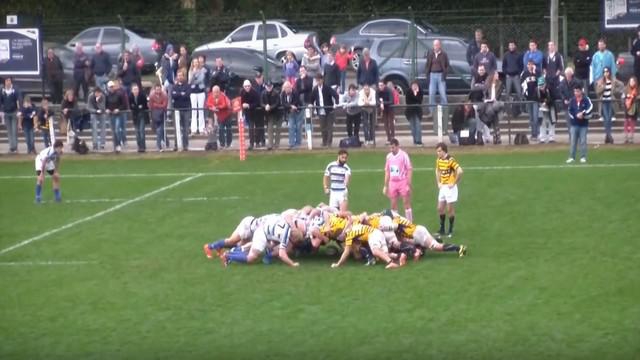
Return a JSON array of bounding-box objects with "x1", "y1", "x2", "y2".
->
[
  {"x1": 413, "y1": 225, "x2": 439, "y2": 250},
  {"x1": 34, "y1": 158, "x2": 55, "y2": 172},
  {"x1": 368, "y1": 229, "x2": 388, "y2": 254},
  {"x1": 438, "y1": 184, "x2": 458, "y2": 203},
  {"x1": 329, "y1": 190, "x2": 348, "y2": 209},
  {"x1": 234, "y1": 216, "x2": 257, "y2": 242},
  {"x1": 250, "y1": 227, "x2": 268, "y2": 254}
]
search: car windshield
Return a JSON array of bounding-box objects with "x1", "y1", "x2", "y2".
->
[{"x1": 279, "y1": 20, "x2": 299, "y2": 33}]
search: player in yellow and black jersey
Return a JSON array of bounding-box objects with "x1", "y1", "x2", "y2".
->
[{"x1": 435, "y1": 142, "x2": 463, "y2": 238}]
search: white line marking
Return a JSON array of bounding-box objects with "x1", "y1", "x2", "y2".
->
[
  {"x1": 38, "y1": 196, "x2": 245, "y2": 204},
  {"x1": 0, "y1": 260, "x2": 96, "y2": 266},
  {"x1": 0, "y1": 162, "x2": 638, "y2": 180},
  {"x1": 0, "y1": 174, "x2": 203, "y2": 256}
]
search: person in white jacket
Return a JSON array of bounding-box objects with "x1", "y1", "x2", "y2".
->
[{"x1": 358, "y1": 84, "x2": 377, "y2": 145}]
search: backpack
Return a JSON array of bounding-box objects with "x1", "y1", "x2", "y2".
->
[
  {"x1": 72, "y1": 136, "x2": 89, "y2": 154},
  {"x1": 339, "y1": 136, "x2": 361, "y2": 148}
]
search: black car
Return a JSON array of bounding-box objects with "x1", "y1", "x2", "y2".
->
[
  {"x1": 330, "y1": 18, "x2": 439, "y2": 70},
  {"x1": 191, "y1": 47, "x2": 283, "y2": 97}
]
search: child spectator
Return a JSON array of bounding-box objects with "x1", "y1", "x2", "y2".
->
[
  {"x1": 283, "y1": 51, "x2": 299, "y2": 87},
  {"x1": 37, "y1": 97, "x2": 54, "y2": 148},
  {"x1": 624, "y1": 76, "x2": 639, "y2": 144},
  {"x1": 19, "y1": 96, "x2": 38, "y2": 154}
]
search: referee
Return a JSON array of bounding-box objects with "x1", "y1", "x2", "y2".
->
[{"x1": 323, "y1": 149, "x2": 351, "y2": 211}]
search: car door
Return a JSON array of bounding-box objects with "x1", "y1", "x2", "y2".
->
[
  {"x1": 100, "y1": 28, "x2": 128, "y2": 64},
  {"x1": 68, "y1": 28, "x2": 101, "y2": 50},
  {"x1": 226, "y1": 25, "x2": 256, "y2": 50},
  {"x1": 255, "y1": 23, "x2": 280, "y2": 56},
  {"x1": 400, "y1": 38, "x2": 429, "y2": 80},
  {"x1": 439, "y1": 38, "x2": 472, "y2": 92}
]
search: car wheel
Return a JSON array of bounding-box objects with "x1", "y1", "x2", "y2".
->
[
  {"x1": 350, "y1": 49, "x2": 362, "y2": 71},
  {"x1": 277, "y1": 52, "x2": 288, "y2": 65},
  {"x1": 386, "y1": 76, "x2": 408, "y2": 97}
]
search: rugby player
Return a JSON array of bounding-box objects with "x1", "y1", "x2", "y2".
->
[
  {"x1": 35, "y1": 139, "x2": 64, "y2": 203},
  {"x1": 435, "y1": 142, "x2": 463, "y2": 238}
]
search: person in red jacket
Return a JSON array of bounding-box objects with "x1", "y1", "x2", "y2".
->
[
  {"x1": 334, "y1": 44, "x2": 351, "y2": 93},
  {"x1": 148, "y1": 83, "x2": 169, "y2": 151},
  {"x1": 207, "y1": 85, "x2": 232, "y2": 148}
]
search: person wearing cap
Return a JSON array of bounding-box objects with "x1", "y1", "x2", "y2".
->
[
  {"x1": 632, "y1": 26, "x2": 640, "y2": 81},
  {"x1": 261, "y1": 81, "x2": 281, "y2": 150},
  {"x1": 312, "y1": 73, "x2": 339, "y2": 147},
  {"x1": 573, "y1": 38, "x2": 592, "y2": 94},
  {"x1": 87, "y1": 86, "x2": 107, "y2": 151},
  {"x1": 521, "y1": 59, "x2": 541, "y2": 141},
  {"x1": 241, "y1": 79, "x2": 261, "y2": 150}
]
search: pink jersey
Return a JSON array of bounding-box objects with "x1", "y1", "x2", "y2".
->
[{"x1": 385, "y1": 149, "x2": 412, "y2": 182}]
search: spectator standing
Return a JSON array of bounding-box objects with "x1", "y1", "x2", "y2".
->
[
  {"x1": 19, "y1": 96, "x2": 37, "y2": 154},
  {"x1": 623, "y1": 76, "x2": 639, "y2": 144},
  {"x1": 131, "y1": 45, "x2": 144, "y2": 73},
  {"x1": 590, "y1": 38, "x2": 616, "y2": 85},
  {"x1": 405, "y1": 80, "x2": 424, "y2": 146},
  {"x1": 594, "y1": 67, "x2": 624, "y2": 144},
  {"x1": 559, "y1": 67, "x2": 582, "y2": 131},
  {"x1": 472, "y1": 41, "x2": 497, "y2": 75},
  {"x1": 283, "y1": 51, "x2": 299, "y2": 88},
  {"x1": 37, "y1": 98, "x2": 53, "y2": 148},
  {"x1": 171, "y1": 71, "x2": 191, "y2": 151},
  {"x1": 240, "y1": 80, "x2": 261, "y2": 150},
  {"x1": 44, "y1": 48, "x2": 64, "y2": 104},
  {"x1": 339, "y1": 84, "x2": 361, "y2": 141},
  {"x1": 312, "y1": 74, "x2": 339, "y2": 147},
  {"x1": 377, "y1": 81, "x2": 394, "y2": 144},
  {"x1": 178, "y1": 45, "x2": 190, "y2": 75},
  {"x1": 323, "y1": 53, "x2": 340, "y2": 90},
  {"x1": 538, "y1": 77, "x2": 558, "y2": 143},
  {"x1": 335, "y1": 45, "x2": 351, "y2": 92},
  {"x1": 358, "y1": 84, "x2": 377, "y2": 145},
  {"x1": 567, "y1": 85, "x2": 593, "y2": 163},
  {"x1": 160, "y1": 44, "x2": 178, "y2": 102},
  {"x1": 210, "y1": 57, "x2": 231, "y2": 93},
  {"x1": 206, "y1": 85, "x2": 232, "y2": 148},
  {"x1": 261, "y1": 81, "x2": 282, "y2": 150},
  {"x1": 320, "y1": 43, "x2": 332, "y2": 68},
  {"x1": 281, "y1": 81, "x2": 304, "y2": 149},
  {"x1": 72, "y1": 43, "x2": 90, "y2": 103},
  {"x1": 105, "y1": 80, "x2": 128, "y2": 153},
  {"x1": 522, "y1": 39, "x2": 543, "y2": 71},
  {"x1": 543, "y1": 41, "x2": 564, "y2": 92},
  {"x1": 425, "y1": 39, "x2": 449, "y2": 119},
  {"x1": 466, "y1": 29, "x2": 484, "y2": 66},
  {"x1": 197, "y1": 55, "x2": 212, "y2": 91},
  {"x1": 252, "y1": 70, "x2": 267, "y2": 147},
  {"x1": 91, "y1": 43, "x2": 112, "y2": 94},
  {"x1": 521, "y1": 60, "x2": 541, "y2": 141},
  {"x1": 502, "y1": 41, "x2": 524, "y2": 107},
  {"x1": 302, "y1": 47, "x2": 321, "y2": 79},
  {"x1": 118, "y1": 50, "x2": 141, "y2": 94},
  {"x1": 383, "y1": 138, "x2": 413, "y2": 221},
  {"x1": 149, "y1": 83, "x2": 169, "y2": 151},
  {"x1": 356, "y1": 48, "x2": 379, "y2": 87},
  {"x1": 1, "y1": 77, "x2": 21, "y2": 153},
  {"x1": 573, "y1": 38, "x2": 592, "y2": 94},
  {"x1": 129, "y1": 84, "x2": 149, "y2": 152},
  {"x1": 188, "y1": 58, "x2": 207, "y2": 135},
  {"x1": 87, "y1": 87, "x2": 107, "y2": 151}
]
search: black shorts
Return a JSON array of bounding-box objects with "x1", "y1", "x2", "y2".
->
[{"x1": 36, "y1": 170, "x2": 55, "y2": 176}]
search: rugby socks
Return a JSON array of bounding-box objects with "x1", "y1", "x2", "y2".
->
[
  {"x1": 226, "y1": 251, "x2": 247, "y2": 263},
  {"x1": 439, "y1": 214, "x2": 446, "y2": 233},
  {"x1": 35, "y1": 184, "x2": 42, "y2": 202},
  {"x1": 359, "y1": 247, "x2": 373, "y2": 261},
  {"x1": 209, "y1": 239, "x2": 226, "y2": 250},
  {"x1": 448, "y1": 216, "x2": 455, "y2": 234},
  {"x1": 53, "y1": 188, "x2": 61, "y2": 202},
  {"x1": 405, "y1": 208, "x2": 413, "y2": 222},
  {"x1": 442, "y1": 244, "x2": 460, "y2": 252}
]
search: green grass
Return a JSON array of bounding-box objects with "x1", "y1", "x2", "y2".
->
[{"x1": 1, "y1": 148, "x2": 639, "y2": 359}]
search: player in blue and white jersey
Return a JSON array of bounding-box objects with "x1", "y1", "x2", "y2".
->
[
  {"x1": 34, "y1": 140, "x2": 64, "y2": 203},
  {"x1": 323, "y1": 149, "x2": 351, "y2": 211}
]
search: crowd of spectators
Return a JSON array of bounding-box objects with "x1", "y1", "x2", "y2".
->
[{"x1": 1, "y1": 24, "x2": 640, "y2": 155}]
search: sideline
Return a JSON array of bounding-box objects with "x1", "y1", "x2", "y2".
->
[{"x1": 0, "y1": 174, "x2": 203, "y2": 256}]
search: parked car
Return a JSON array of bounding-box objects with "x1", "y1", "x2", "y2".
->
[
  {"x1": 0, "y1": 44, "x2": 74, "y2": 100},
  {"x1": 370, "y1": 35, "x2": 476, "y2": 95},
  {"x1": 191, "y1": 47, "x2": 283, "y2": 98},
  {"x1": 65, "y1": 26, "x2": 165, "y2": 74},
  {"x1": 330, "y1": 18, "x2": 439, "y2": 70},
  {"x1": 193, "y1": 20, "x2": 319, "y2": 64}
]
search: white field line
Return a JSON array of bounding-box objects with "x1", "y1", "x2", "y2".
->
[
  {"x1": 0, "y1": 174, "x2": 203, "y2": 256},
  {"x1": 0, "y1": 163, "x2": 639, "y2": 180},
  {"x1": 37, "y1": 196, "x2": 244, "y2": 204},
  {"x1": 0, "y1": 260, "x2": 97, "y2": 266}
]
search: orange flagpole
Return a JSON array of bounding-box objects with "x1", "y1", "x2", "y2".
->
[{"x1": 232, "y1": 97, "x2": 246, "y2": 161}]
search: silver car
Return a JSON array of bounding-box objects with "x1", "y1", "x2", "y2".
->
[{"x1": 193, "y1": 20, "x2": 318, "y2": 64}]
